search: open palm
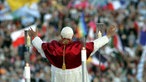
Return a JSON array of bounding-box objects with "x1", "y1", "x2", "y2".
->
[
  {"x1": 107, "y1": 25, "x2": 117, "y2": 38},
  {"x1": 28, "y1": 27, "x2": 37, "y2": 38}
]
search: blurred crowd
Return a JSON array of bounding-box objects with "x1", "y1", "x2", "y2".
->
[{"x1": 0, "y1": 0, "x2": 146, "y2": 82}]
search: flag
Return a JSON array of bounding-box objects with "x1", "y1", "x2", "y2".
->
[
  {"x1": 10, "y1": 25, "x2": 36, "y2": 48},
  {"x1": 7, "y1": 0, "x2": 26, "y2": 11},
  {"x1": 112, "y1": 34, "x2": 124, "y2": 52},
  {"x1": 88, "y1": 21, "x2": 96, "y2": 32},
  {"x1": 67, "y1": 0, "x2": 89, "y2": 9},
  {"x1": 139, "y1": 30, "x2": 146, "y2": 46},
  {"x1": 87, "y1": 21, "x2": 96, "y2": 41},
  {"x1": 76, "y1": 12, "x2": 88, "y2": 38},
  {"x1": 87, "y1": 27, "x2": 94, "y2": 41},
  {"x1": 107, "y1": 1, "x2": 121, "y2": 11},
  {"x1": 74, "y1": 0, "x2": 89, "y2": 9},
  {"x1": 7, "y1": 0, "x2": 39, "y2": 11},
  {"x1": 136, "y1": 46, "x2": 146, "y2": 82},
  {"x1": 91, "y1": 51, "x2": 108, "y2": 71}
]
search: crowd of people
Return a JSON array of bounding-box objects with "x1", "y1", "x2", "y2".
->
[{"x1": 0, "y1": 0, "x2": 146, "y2": 82}]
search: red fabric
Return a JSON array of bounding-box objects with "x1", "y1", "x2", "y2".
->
[
  {"x1": 42, "y1": 40, "x2": 94, "y2": 69},
  {"x1": 134, "y1": 22, "x2": 139, "y2": 34},
  {"x1": 74, "y1": 1, "x2": 89, "y2": 9},
  {"x1": 12, "y1": 36, "x2": 25, "y2": 47},
  {"x1": 113, "y1": 35, "x2": 118, "y2": 49},
  {"x1": 107, "y1": 3, "x2": 114, "y2": 11},
  {"x1": 92, "y1": 64, "x2": 106, "y2": 71},
  {"x1": 88, "y1": 21, "x2": 96, "y2": 32},
  {"x1": 42, "y1": 25, "x2": 47, "y2": 33}
]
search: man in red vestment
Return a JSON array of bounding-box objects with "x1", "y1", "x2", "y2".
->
[{"x1": 29, "y1": 25, "x2": 116, "y2": 82}]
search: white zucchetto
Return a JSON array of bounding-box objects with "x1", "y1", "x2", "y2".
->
[{"x1": 61, "y1": 26, "x2": 74, "y2": 39}]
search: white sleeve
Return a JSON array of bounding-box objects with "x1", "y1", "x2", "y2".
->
[
  {"x1": 32, "y1": 36, "x2": 46, "y2": 58},
  {"x1": 90, "y1": 36, "x2": 109, "y2": 56}
]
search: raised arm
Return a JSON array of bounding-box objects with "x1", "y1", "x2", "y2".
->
[
  {"x1": 90, "y1": 25, "x2": 117, "y2": 56},
  {"x1": 28, "y1": 28, "x2": 46, "y2": 58}
]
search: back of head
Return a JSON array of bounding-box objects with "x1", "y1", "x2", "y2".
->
[{"x1": 61, "y1": 26, "x2": 74, "y2": 39}]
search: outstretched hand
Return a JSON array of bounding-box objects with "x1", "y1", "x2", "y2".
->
[
  {"x1": 28, "y1": 27, "x2": 37, "y2": 38},
  {"x1": 106, "y1": 24, "x2": 117, "y2": 38}
]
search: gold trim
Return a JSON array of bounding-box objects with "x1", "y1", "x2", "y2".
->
[{"x1": 62, "y1": 45, "x2": 66, "y2": 70}]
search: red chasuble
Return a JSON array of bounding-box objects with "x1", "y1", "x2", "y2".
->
[{"x1": 42, "y1": 40, "x2": 94, "y2": 69}]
